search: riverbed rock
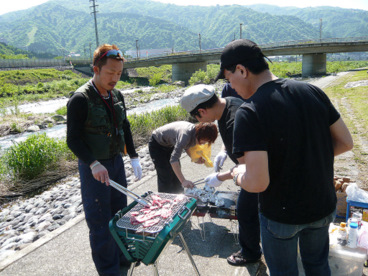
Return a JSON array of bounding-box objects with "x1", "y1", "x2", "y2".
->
[
  {"x1": 51, "y1": 115, "x2": 66, "y2": 122},
  {"x1": 26, "y1": 125, "x2": 40, "y2": 132}
]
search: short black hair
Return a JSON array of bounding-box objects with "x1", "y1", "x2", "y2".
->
[
  {"x1": 225, "y1": 57, "x2": 270, "y2": 75},
  {"x1": 190, "y1": 93, "x2": 219, "y2": 118}
]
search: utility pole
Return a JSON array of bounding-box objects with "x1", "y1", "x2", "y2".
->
[
  {"x1": 136, "y1": 39, "x2": 139, "y2": 59},
  {"x1": 319, "y1": 18, "x2": 323, "y2": 41},
  {"x1": 240, "y1": 23, "x2": 243, "y2": 39},
  {"x1": 198, "y1": 33, "x2": 201, "y2": 52},
  {"x1": 89, "y1": 43, "x2": 92, "y2": 61},
  {"x1": 90, "y1": 0, "x2": 99, "y2": 48}
]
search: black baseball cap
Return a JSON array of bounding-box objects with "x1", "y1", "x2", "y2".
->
[{"x1": 215, "y1": 39, "x2": 266, "y2": 81}]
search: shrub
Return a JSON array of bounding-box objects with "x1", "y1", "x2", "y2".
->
[
  {"x1": 189, "y1": 69, "x2": 210, "y2": 85},
  {"x1": 149, "y1": 73, "x2": 163, "y2": 86},
  {"x1": 2, "y1": 133, "x2": 67, "y2": 180},
  {"x1": 128, "y1": 105, "x2": 191, "y2": 145}
]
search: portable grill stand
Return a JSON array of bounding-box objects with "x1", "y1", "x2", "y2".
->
[
  {"x1": 125, "y1": 231, "x2": 199, "y2": 276},
  {"x1": 109, "y1": 192, "x2": 200, "y2": 276}
]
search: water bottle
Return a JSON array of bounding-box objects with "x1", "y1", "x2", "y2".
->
[
  {"x1": 337, "y1": 222, "x2": 348, "y2": 246},
  {"x1": 347, "y1": 222, "x2": 359, "y2": 248}
]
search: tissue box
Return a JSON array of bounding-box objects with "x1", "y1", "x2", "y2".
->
[{"x1": 298, "y1": 245, "x2": 366, "y2": 276}]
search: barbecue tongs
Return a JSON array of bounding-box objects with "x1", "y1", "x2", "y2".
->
[{"x1": 109, "y1": 179, "x2": 150, "y2": 207}]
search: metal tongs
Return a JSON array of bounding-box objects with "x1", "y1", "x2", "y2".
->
[
  {"x1": 193, "y1": 178, "x2": 206, "y2": 186},
  {"x1": 109, "y1": 179, "x2": 150, "y2": 207}
]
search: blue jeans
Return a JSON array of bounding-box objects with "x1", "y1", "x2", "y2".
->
[
  {"x1": 237, "y1": 189, "x2": 262, "y2": 260},
  {"x1": 79, "y1": 154, "x2": 128, "y2": 276},
  {"x1": 260, "y1": 210, "x2": 335, "y2": 276}
]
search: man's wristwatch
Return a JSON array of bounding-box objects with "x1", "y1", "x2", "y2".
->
[{"x1": 233, "y1": 173, "x2": 240, "y2": 185}]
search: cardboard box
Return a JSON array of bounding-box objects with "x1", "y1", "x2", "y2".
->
[
  {"x1": 336, "y1": 191, "x2": 347, "y2": 217},
  {"x1": 298, "y1": 245, "x2": 366, "y2": 276}
]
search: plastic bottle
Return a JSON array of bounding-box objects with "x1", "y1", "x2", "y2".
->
[
  {"x1": 347, "y1": 222, "x2": 359, "y2": 248},
  {"x1": 337, "y1": 222, "x2": 348, "y2": 246}
]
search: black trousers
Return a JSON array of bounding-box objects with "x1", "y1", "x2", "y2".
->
[{"x1": 148, "y1": 136, "x2": 184, "y2": 194}]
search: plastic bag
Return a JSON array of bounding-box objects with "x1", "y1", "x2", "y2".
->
[
  {"x1": 346, "y1": 183, "x2": 368, "y2": 203},
  {"x1": 358, "y1": 222, "x2": 368, "y2": 250},
  {"x1": 187, "y1": 143, "x2": 213, "y2": 167}
]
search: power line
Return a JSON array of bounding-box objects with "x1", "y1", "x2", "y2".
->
[{"x1": 90, "y1": 0, "x2": 100, "y2": 48}]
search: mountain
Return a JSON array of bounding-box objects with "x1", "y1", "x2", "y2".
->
[
  {"x1": 0, "y1": 0, "x2": 367, "y2": 56},
  {"x1": 247, "y1": 4, "x2": 368, "y2": 38}
]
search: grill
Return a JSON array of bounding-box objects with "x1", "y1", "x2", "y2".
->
[
  {"x1": 190, "y1": 190, "x2": 239, "y2": 242},
  {"x1": 109, "y1": 191, "x2": 199, "y2": 274},
  {"x1": 192, "y1": 191, "x2": 238, "y2": 220}
]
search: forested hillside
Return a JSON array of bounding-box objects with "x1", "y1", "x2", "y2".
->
[{"x1": 0, "y1": 0, "x2": 366, "y2": 56}]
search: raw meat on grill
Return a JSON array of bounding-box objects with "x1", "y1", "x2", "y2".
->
[{"x1": 129, "y1": 194, "x2": 184, "y2": 227}]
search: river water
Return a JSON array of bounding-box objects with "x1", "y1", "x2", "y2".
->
[{"x1": 0, "y1": 87, "x2": 178, "y2": 152}]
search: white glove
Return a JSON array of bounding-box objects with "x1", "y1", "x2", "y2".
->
[
  {"x1": 205, "y1": 173, "x2": 223, "y2": 187},
  {"x1": 130, "y1": 158, "x2": 142, "y2": 180},
  {"x1": 214, "y1": 151, "x2": 227, "y2": 172}
]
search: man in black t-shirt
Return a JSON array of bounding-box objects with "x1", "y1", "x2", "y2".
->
[
  {"x1": 214, "y1": 39, "x2": 354, "y2": 275},
  {"x1": 180, "y1": 84, "x2": 262, "y2": 266},
  {"x1": 221, "y1": 82, "x2": 242, "y2": 99}
]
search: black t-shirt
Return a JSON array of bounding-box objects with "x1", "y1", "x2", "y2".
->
[
  {"x1": 233, "y1": 78, "x2": 340, "y2": 224},
  {"x1": 218, "y1": 97, "x2": 244, "y2": 164},
  {"x1": 221, "y1": 83, "x2": 242, "y2": 99}
]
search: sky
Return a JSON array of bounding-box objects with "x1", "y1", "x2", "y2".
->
[{"x1": 1, "y1": 0, "x2": 368, "y2": 16}]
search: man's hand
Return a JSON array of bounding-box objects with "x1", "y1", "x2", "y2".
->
[
  {"x1": 205, "y1": 173, "x2": 223, "y2": 187},
  {"x1": 90, "y1": 161, "x2": 110, "y2": 186},
  {"x1": 130, "y1": 158, "x2": 143, "y2": 180},
  {"x1": 182, "y1": 179, "x2": 194, "y2": 189},
  {"x1": 214, "y1": 151, "x2": 227, "y2": 172}
]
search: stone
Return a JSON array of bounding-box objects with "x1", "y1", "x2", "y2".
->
[{"x1": 26, "y1": 125, "x2": 40, "y2": 132}]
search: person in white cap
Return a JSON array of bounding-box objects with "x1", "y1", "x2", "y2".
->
[
  {"x1": 180, "y1": 84, "x2": 262, "y2": 266},
  {"x1": 216, "y1": 39, "x2": 353, "y2": 275}
]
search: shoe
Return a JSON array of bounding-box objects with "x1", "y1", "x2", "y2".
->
[{"x1": 227, "y1": 251, "x2": 260, "y2": 266}]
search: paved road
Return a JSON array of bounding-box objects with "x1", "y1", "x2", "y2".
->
[{"x1": 0, "y1": 137, "x2": 267, "y2": 276}]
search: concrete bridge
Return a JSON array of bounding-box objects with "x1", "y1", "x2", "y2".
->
[
  {"x1": 71, "y1": 37, "x2": 368, "y2": 83},
  {"x1": 1, "y1": 37, "x2": 367, "y2": 83}
]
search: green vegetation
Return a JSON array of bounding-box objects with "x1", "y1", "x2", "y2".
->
[
  {"x1": 188, "y1": 61, "x2": 368, "y2": 83},
  {"x1": 4, "y1": 0, "x2": 368, "y2": 56},
  {"x1": 325, "y1": 70, "x2": 368, "y2": 140},
  {"x1": 129, "y1": 105, "x2": 191, "y2": 145},
  {"x1": 0, "y1": 42, "x2": 33, "y2": 59},
  {"x1": 188, "y1": 64, "x2": 221, "y2": 85},
  {"x1": 0, "y1": 69, "x2": 88, "y2": 106},
  {"x1": 1, "y1": 133, "x2": 74, "y2": 180},
  {"x1": 136, "y1": 65, "x2": 172, "y2": 84},
  {"x1": 324, "y1": 70, "x2": 368, "y2": 184},
  {"x1": 0, "y1": 105, "x2": 190, "y2": 185}
]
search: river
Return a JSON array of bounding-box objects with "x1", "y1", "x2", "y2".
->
[{"x1": 0, "y1": 87, "x2": 179, "y2": 152}]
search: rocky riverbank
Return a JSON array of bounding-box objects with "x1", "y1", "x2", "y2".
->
[{"x1": 0, "y1": 146, "x2": 155, "y2": 262}]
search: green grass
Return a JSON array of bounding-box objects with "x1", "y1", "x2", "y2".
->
[
  {"x1": 1, "y1": 133, "x2": 72, "y2": 180},
  {"x1": 129, "y1": 105, "x2": 192, "y2": 145},
  {"x1": 324, "y1": 70, "x2": 368, "y2": 141}
]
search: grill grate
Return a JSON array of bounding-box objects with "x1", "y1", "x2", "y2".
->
[{"x1": 116, "y1": 192, "x2": 189, "y2": 235}]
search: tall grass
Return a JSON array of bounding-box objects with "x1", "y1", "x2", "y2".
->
[
  {"x1": 0, "y1": 105, "x2": 189, "y2": 182},
  {"x1": 129, "y1": 105, "x2": 191, "y2": 145},
  {"x1": 1, "y1": 133, "x2": 73, "y2": 180}
]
